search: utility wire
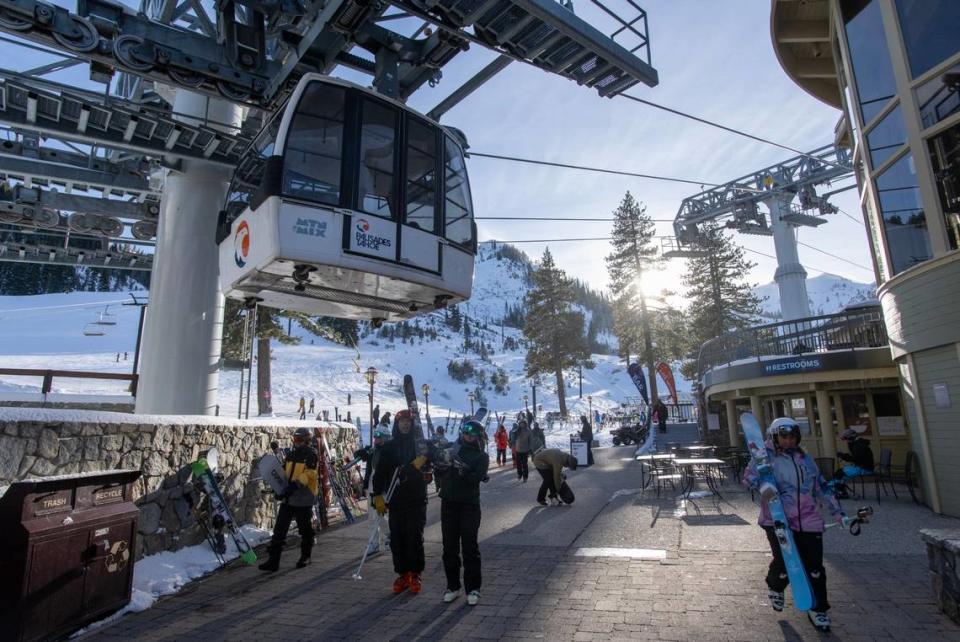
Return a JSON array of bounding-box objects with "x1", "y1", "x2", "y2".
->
[
  {"x1": 468, "y1": 152, "x2": 738, "y2": 189},
  {"x1": 796, "y1": 240, "x2": 872, "y2": 272},
  {"x1": 476, "y1": 216, "x2": 675, "y2": 222}
]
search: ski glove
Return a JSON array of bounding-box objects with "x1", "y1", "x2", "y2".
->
[
  {"x1": 373, "y1": 495, "x2": 387, "y2": 515},
  {"x1": 411, "y1": 455, "x2": 428, "y2": 470},
  {"x1": 759, "y1": 482, "x2": 778, "y2": 501}
]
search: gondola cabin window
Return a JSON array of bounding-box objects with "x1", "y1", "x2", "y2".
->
[
  {"x1": 405, "y1": 116, "x2": 438, "y2": 233},
  {"x1": 282, "y1": 82, "x2": 346, "y2": 206},
  {"x1": 357, "y1": 99, "x2": 398, "y2": 219},
  {"x1": 444, "y1": 135, "x2": 474, "y2": 247}
]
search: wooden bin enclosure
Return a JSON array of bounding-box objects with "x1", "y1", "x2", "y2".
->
[{"x1": 0, "y1": 470, "x2": 142, "y2": 642}]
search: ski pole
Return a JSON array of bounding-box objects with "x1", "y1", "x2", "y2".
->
[
  {"x1": 352, "y1": 468, "x2": 401, "y2": 580},
  {"x1": 825, "y1": 506, "x2": 873, "y2": 536}
]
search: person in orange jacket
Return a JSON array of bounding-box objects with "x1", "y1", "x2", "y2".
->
[{"x1": 494, "y1": 423, "x2": 509, "y2": 466}]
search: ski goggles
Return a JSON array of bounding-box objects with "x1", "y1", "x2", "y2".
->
[{"x1": 772, "y1": 423, "x2": 800, "y2": 436}]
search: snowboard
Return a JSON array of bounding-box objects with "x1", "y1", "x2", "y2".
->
[
  {"x1": 741, "y1": 412, "x2": 815, "y2": 612},
  {"x1": 191, "y1": 451, "x2": 258, "y2": 565},
  {"x1": 258, "y1": 453, "x2": 288, "y2": 496}
]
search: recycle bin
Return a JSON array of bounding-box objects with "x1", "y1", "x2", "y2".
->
[{"x1": 0, "y1": 470, "x2": 141, "y2": 642}]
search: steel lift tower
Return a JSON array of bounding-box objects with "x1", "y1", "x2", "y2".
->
[
  {"x1": 665, "y1": 144, "x2": 854, "y2": 321},
  {"x1": 0, "y1": 0, "x2": 659, "y2": 414}
]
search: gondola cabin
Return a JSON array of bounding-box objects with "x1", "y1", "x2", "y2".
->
[{"x1": 217, "y1": 75, "x2": 476, "y2": 325}]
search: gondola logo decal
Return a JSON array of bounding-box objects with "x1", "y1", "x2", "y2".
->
[
  {"x1": 234, "y1": 221, "x2": 251, "y2": 267},
  {"x1": 354, "y1": 218, "x2": 392, "y2": 252},
  {"x1": 293, "y1": 217, "x2": 327, "y2": 238}
]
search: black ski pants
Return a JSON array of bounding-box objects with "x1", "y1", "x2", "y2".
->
[
  {"x1": 763, "y1": 526, "x2": 830, "y2": 611},
  {"x1": 536, "y1": 466, "x2": 558, "y2": 503},
  {"x1": 389, "y1": 502, "x2": 427, "y2": 575},
  {"x1": 496, "y1": 448, "x2": 507, "y2": 466},
  {"x1": 441, "y1": 500, "x2": 482, "y2": 593},
  {"x1": 269, "y1": 503, "x2": 314, "y2": 558},
  {"x1": 516, "y1": 451, "x2": 529, "y2": 480}
]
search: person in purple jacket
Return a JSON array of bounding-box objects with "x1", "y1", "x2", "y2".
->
[{"x1": 743, "y1": 417, "x2": 850, "y2": 632}]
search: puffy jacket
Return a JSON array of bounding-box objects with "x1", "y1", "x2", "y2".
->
[
  {"x1": 743, "y1": 444, "x2": 842, "y2": 532},
  {"x1": 284, "y1": 444, "x2": 319, "y2": 508},
  {"x1": 839, "y1": 438, "x2": 874, "y2": 470},
  {"x1": 514, "y1": 424, "x2": 532, "y2": 452},
  {"x1": 494, "y1": 427, "x2": 509, "y2": 449},
  {"x1": 436, "y1": 438, "x2": 490, "y2": 505},
  {"x1": 372, "y1": 421, "x2": 427, "y2": 508},
  {"x1": 533, "y1": 448, "x2": 574, "y2": 491}
]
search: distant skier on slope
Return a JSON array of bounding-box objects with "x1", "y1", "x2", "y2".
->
[
  {"x1": 372, "y1": 409, "x2": 430, "y2": 594},
  {"x1": 743, "y1": 418, "x2": 849, "y2": 632},
  {"x1": 259, "y1": 427, "x2": 319, "y2": 572},
  {"x1": 436, "y1": 420, "x2": 489, "y2": 606}
]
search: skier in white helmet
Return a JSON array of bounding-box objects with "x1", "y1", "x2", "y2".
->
[{"x1": 744, "y1": 417, "x2": 852, "y2": 632}]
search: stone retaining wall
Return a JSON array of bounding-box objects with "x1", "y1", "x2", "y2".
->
[
  {"x1": 0, "y1": 408, "x2": 361, "y2": 559},
  {"x1": 921, "y1": 529, "x2": 960, "y2": 624}
]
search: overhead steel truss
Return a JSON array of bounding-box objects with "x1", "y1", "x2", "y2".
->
[
  {"x1": 0, "y1": 236, "x2": 152, "y2": 269},
  {"x1": 0, "y1": 0, "x2": 658, "y2": 270},
  {"x1": 669, "y1": 144, "x2": 854, "y2": 250}
]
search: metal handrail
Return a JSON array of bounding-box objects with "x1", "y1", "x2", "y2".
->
[
  {"x1": 0, "y1": 368, "x2": 138, "y2": 395},
  {"x1": 698, "y1": 307, "x2": 888, "y2": 377}
]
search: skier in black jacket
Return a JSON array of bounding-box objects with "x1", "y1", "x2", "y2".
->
[
  {"x1": 833, "y1": 428, "x2": 875, "y2": 497},
  {"x1": 436, "y1": 420, "x2": 490, "y2": 606},
  {"x1": 259, "y1": 427, "x2": 319, "y2": 572},
  {"x1": 372, "y1": 409, "x2": 429, "y2": 594}
]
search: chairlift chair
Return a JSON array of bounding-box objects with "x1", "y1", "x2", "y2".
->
[
  {"x1": 83, "y1": 323, "x2": 105, "y2": 336},
  {"x1": 217, "y1": 75, "x2": 476, "y2": 326},
  {"x1": 95, "y1": 306, "x2": 117, "y2": 326}
]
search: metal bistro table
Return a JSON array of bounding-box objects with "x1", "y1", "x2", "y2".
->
[
  {"x1": 636, "y1": 454, "x2": 676, "y2": 489},
  {"x1": 672, "y1": 458, "x2": 726, "y2": 498}
]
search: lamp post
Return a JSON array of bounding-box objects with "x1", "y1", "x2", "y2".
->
[
  {"x1": 468, "y1": 391, "x2": 475, "y2": 415},
  {"x1": 364, "y1": 366, "x2": 378, "y2": 444},
  {"x1": 523, "y1": 394, "x2": 529, "y2": 418},
  {"x1": 422, "y1": 383, "x2": 431, "y2": 436}
]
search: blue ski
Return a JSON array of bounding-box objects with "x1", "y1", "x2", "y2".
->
[{"x1": 741, "y1": 412, "x2": 814, "y2": 611}]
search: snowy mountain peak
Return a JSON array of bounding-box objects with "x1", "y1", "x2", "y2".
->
[{"x1": 754, "y1": 274, "x2": 877, "y2": 319}]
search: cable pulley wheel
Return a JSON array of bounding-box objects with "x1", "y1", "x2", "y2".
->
[
  {"x1": 113, "y1": 35, "x2": 154, "y2": 72},
  {"x1": 168, "y1": 68, "x2": 205, "y2": 88},
  {"x1": 216, "y1": 80, "x2": 251, "y2": 103},
  {"x1": 0, "y1": 9, "x2": 31, "y2": 31},
  {"x1": 52, "y1": 16, "x2": 99, "y2": 53}
]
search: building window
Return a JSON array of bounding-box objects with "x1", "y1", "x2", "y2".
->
[
  {"x1": 282, "y1": 82, "x2": 346, "y2": 206},
  {"x1": 405, "y1": 117, "x2": 437, "y2": 233},
  {"x1": 443, "y1": 136, "x2": 474, "y2": 247},
  {"x1": 866, "y1": 104, "x2": 907, "y2": 169},
  {"x1": 928, "y1": 120, "x2": 960, "y2": 251},
  {"x1": 916, "y1": 63, "x2": 960, "y2": 129},
  {"x1": 357, "y1": 99, "x2": 398, "y2": 219},
  {"x1": 842, "y1": 0, "x2": 897, "y2": 125},
  {"x1": 864, "y1": 193, "x2": 889, "y2": 282},
  {"x1": 875, "y1": 153, "x2": 933, "y2": 273},
  {"x1": 894, "y1": 0, "x2": 960, "y2": 79}
]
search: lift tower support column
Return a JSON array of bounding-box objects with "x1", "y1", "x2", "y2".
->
[
  {"x1": 766, "y1": 196, "x2": 810, "y2": 321},
  {"x1": 135, "y1": 91, "x2": 242, "y2": 415}
]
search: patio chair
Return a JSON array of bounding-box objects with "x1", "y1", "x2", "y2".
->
[
  {"x1": 874, "y1": 448, "x2": 898, "y2": 499},
  {"x1": 648, "y1": 458, "x2": 683, "y2": 498}
]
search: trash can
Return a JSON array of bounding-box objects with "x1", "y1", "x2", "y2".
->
[{"x1": 0, "y1": 470, "x2": 142, "y2": 642}]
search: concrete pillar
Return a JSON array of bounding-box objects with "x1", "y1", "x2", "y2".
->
[
  {"x1": 750, "y1": 395, "x2": 765, "y2": 429},
  {"x1": 135, "y1": 91, "x2": 242, "y2": 415},
  {"x1": 815, "y1": 389, "x2": 837, "y2": 460},
  {"x1": 725, "y1": 399, "x2": 739, "y2": 448},
  {"x1": 766, "y1": 197, "x2": 810, "y2": 321}
]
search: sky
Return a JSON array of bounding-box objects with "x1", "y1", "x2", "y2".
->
[{"x1": 0, "y1": 0, "x2": 875, "y2": 299}]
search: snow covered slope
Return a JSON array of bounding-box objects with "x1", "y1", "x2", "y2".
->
[{"x1": 754, "y1": 274, "x2": 876, "y2": 319}]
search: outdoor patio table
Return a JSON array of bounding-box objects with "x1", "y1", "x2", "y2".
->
[{"x1": 671, "y1": 458, "x2": 726, "y2": 498}]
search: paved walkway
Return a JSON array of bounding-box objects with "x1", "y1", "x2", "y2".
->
[{"x1": 83, "y1": 431, "x2": 960, "y2": 641}]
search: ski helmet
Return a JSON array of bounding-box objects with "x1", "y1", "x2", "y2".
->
[
  {"x1": 461, "y1": 420, "x2": 484, "y2": 437},
  {"x1": 395, "y1": 409, "x2": 412, "y2": 421},
  {"x1": 767, "y1": 417, "x2": 801, "y2": 444},
  {"x1": 293, "y1": 427, "x2": 312, "y2": 444},
  {"x1": 373, "y1": 427, "x2": 390, "y2": 440},
  {"x1": 840, "y1": 428, "x2": 859, "y2": 441}
]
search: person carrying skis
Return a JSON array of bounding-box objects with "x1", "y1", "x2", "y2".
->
[
  {"x1": 259, "y1": 427, "x2": 319, "y2": 571},
  {"x1": 436, "y1": 420, "x2": 490, "y2": 605},
  {"x1": 372, "y1": 409, "x2": 430, "y2": 594},
  {"x1": 513, "y1": 416, "x2": 532, "y2": 482},
  {"x1": 832, "y1": 428, "x2": 875, "y2": 498},
  {"x1": 532, "y1": 448, "x2": 577, "y2": 505},
  {"x1": 578, "y1": 415, "x2": 594, "y2": 466},
  {"x1": 743, "y1": 417, "x2": 851, "y2": 632},
  {"x1": 493, "y1": 423, "x2": 509, "y2": 466}
]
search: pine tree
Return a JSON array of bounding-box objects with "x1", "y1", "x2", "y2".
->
[
  {"x1": 605, "y1": 191, "x2": 660, "y2": 403},
  {"x1": 680, "y1": 223, "x2": 763, "y2": 379},
  {"x1": 522, "y1": 248, "x2": 590, "y2": 416}
]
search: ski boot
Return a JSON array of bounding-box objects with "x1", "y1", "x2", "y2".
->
[
  {"x1": 408, "y1": 573, "x2": 423, "y2": 594},
  {"x1": 768, "y1": 589, "x2": 785, "y2": 612},
  {"x1": 808, "y1": 610, "x2": 830, "y2": 632},
  {"x1": 467, "y1": 590, "x2": 480, "y2": 606},
  {"x1": 392, "y1": 573, "x2": 410, "y2": 594},
  {"x1": 258, "y1": 548, "x2": 281, "y2": 572},
  {"x1": 296, "y1": 554, "x2": 311, "y2": 569}
]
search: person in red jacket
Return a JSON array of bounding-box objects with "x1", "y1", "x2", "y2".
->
[{"x1": 494, "y1": 423, "x2": 509, "y2": 466}]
